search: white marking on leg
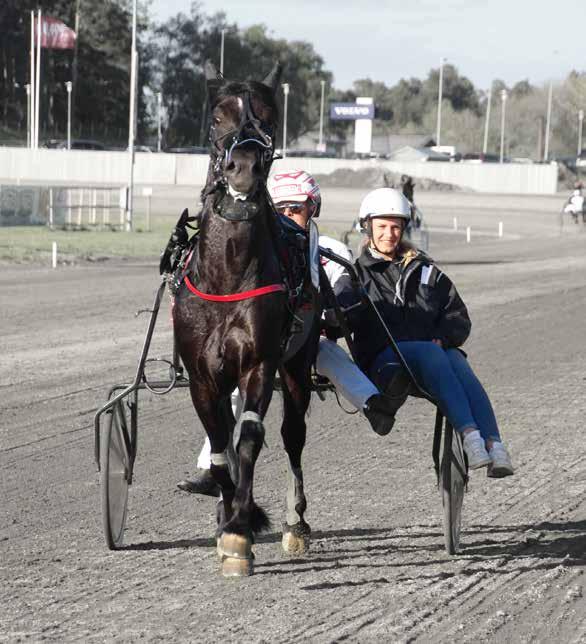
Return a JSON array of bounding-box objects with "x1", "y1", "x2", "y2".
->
[{"x1": 211, "y1": 451, "x2": 228, "y2": 466}]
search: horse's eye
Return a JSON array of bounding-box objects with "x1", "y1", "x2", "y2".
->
[{"x1": 213, "y1": 116, "x2": 221, "y2": 126}]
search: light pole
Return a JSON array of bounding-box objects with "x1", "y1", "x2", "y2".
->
[
  {"x1": 499, "y1": 89, "x2": 507, "y2": 163},
  {"x1": 482, "y1": 84, "x2": 492, "y2": 155},
  {"x1": 282, "y1": 82, "x2": 289, "y2": 158},
  {"x1": 220, "y1": 29, "x2": 225, "y2": 75},
  {"x1": 544, "y1": 80, "x2": 554, "y2": 161},
  {"x1": 127, "y1": 0, "x2": 138, "y2": 232},
  {"x1": 436, "y1": 57, "x2": 446, "y2": 147},
  {"x1": 65, "y1": 81, "x2": 72, "y2": 150},
  {"x1": 157, "y1": 91, "x2": 162, "y2": 152},
  {"x1": 578, "y1": 109, "x2": 584, "y2": 156},
  {"x1": 318, "y1": 79, "x2": 326, "y2": 152},
  {"x1": 25, "y1": 84, "x2": 31, "y2": 148}
]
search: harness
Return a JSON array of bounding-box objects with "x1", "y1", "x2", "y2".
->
[{"x1": 159, "y1": 82, "x2": 315, "y2": 354}]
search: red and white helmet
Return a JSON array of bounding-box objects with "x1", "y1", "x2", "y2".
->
[{"x1": 267, "y1": 170, "x2": 321, "y2": 217}]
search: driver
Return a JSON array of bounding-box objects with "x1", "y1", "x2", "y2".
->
[
  {"x1": 177, "y1": 171, "x2": 398, "y2": 495},
  {"x1": 564, "y1": 181, "x2": 585, "y2": 224},
  {"x1": 336, "y1": 188, "x2": 514, "y2": 478}
]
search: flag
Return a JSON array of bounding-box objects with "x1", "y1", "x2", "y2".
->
[{"x1": 34, "y1": 17, "x2": 77, "y2": 50}]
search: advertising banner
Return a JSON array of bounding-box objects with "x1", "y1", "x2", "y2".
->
[{"x1": 330, "y1": 103, "x2": 375, "y2": 120}]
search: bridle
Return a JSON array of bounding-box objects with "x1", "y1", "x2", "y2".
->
[
  {"x1": 185, "y1": 83, "x2": 287, "y2": 301},
  {"x1": 205, "y1": 89, "x2": 276, "y2": 221}
]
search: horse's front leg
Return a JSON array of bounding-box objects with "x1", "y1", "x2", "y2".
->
[
  {"x1": 278, "y1": 352, "x2": 313, "y2": 556},
  {"x1": 218, "y1": 361, "x2": 275, "y2": 576}
]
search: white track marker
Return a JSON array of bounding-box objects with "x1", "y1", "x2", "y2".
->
[
  {"x1": 52, "y1": 242, "x2": 57, "y2": 268},
  {"x1": 453, "y1": 216, "x2": 458, "y2": 231},
  {"x1": 466, "y1": 226, "x2": 471, "y2": 243},
  {"x1": 498, "y1": 221, "x2": 503, "y2": 238}
]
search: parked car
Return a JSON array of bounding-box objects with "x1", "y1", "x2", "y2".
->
[
  {"x1": 165, "y1": 146, "x2": 208, "y2": 154},
  {"x1": 577, "y1": 149, "x2": 586, "y2": 168},
  {"x1": 44, "y1": 138, "x2": 105, "y2": 150},
  {"x1": 133, "y1": 145, "x2": 153, "y2": 153},
  {"x1": 461, "y1": 152, "x2": 500, "y2": 163}
]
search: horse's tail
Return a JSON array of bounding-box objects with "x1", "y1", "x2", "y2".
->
[{"x1": 251, "y1": 502, "x2": 271, "y2": 534}]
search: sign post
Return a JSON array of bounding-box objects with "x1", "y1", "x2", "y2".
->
[
  {"x1": 65, "y1": 81, "x2": 72, "y2": 150},
  {"x1": 282, "y1": 83, "x2": 290, "y2": 158},
  {"x1": 329, "y1": 100, "x2": 375, "y2": 155}
]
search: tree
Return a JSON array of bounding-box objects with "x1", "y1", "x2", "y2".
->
[
  {"x1": 0, "y1": 0, "x2": 154, "y2": 145},
  {"x1": 153, "y1": 12, "x2": 332, "y2": 148}
]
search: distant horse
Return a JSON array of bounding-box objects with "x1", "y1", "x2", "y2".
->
[{"x1": 173, "y1": 61, "x2": 319, "y2": 576}]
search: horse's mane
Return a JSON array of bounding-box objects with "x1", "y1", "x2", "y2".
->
[{"x1": 212, "y1": 80, "x2": 280, "y2": 120}]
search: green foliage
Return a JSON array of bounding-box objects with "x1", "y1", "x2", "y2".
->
[
  {"x1": 154, "y1": 11, "x2": 331, "y2": 148},
  {"x1": 0, "y1": 0, "x2": 155, "y2": 145},
  {"x1": 0, "y1": 2, "x2": 584, "y2": 159}
]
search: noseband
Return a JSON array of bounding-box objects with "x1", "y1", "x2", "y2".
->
[{"x1": 205, "y1": 91, "x2": 275, "y2": 222}]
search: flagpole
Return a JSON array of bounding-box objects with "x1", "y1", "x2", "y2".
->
[
  {"x1": 30, "y1": 11, "x2": 35, "y2": 149},
  {"x1": 35, "y1": 9, "x2": 42, "y2": 149}
]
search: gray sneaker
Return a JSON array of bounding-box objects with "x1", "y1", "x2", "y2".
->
[
  {"x1": 462, "y1": 430, "x2": 491, "y2": 469},
  {"x1": 487, "y1": 442, "x2": 514, "y2": 478}
]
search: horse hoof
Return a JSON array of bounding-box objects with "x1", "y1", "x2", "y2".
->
[
  {"x1": 282, "y1": 522, "x2": 311, "y2": 556},
  {"x1": 218, "y1": 533, "x2": 252, "y2": 559},
  {"x1": 218, "y1": 533, "x2": 254, "y2": 577},
  {"x1": 221, "y1": 556, "x2": 254, "y2": 577}
]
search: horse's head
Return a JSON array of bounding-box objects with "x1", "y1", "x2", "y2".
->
[{"x1": 206, "y1": 61, "x2": 281, "y2": 198}]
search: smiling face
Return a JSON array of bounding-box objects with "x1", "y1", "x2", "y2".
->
[
  {"x1": 211, "y1": 86, "x2": 276, "y2": 196},
  {"x1": 369, "y1": 216, "x2": 405, "y2": 259}
]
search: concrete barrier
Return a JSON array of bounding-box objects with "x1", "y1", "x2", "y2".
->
[{"x1": 0, "y1": 147, "x2": 559, "y2": 195}]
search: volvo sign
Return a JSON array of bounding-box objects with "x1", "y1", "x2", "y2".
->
[{"x1": 330, "y1": 102, "x2": 375, "y2": 120}]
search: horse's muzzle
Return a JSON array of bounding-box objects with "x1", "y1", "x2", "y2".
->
[{"x1": 224, "y1": 148, "x2": 261, "y2": 196}]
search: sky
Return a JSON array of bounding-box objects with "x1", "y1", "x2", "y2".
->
[{"x1": 150, "y1": 0, "x2": 584, "y2": 91}]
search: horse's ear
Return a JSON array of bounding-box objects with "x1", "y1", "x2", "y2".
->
[
  {"x1": 204, "y1": 59, "x2": 224, "y2": 103},
  {"x1": 262, "y1": 62, "x2": 282, "y2": 93}
]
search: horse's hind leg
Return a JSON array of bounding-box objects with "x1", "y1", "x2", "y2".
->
[{"x1": 279, "y1": 360, "x2": 312, "y2": 556}]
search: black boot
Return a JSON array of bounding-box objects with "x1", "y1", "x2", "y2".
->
[
  {"x1": 363, "y1": 394, "x2": 396, "y2": 436},
  {"x1": 177, "y1": 469, "x2": 220, "y2": 497}
]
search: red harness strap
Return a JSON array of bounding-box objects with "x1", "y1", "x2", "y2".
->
[{"x1": 184, "y1": 275, "x2": 285, "y2": 302}]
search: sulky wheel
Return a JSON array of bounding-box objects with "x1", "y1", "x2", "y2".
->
[
  {"x1": 440, "y1": 422, "x2": 467, "y2": 555},
  {"x1": 101, "y1": 400, "x2": 131, "y2": 549}
]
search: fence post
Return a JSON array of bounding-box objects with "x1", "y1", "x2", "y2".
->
[
  {"x1": 49, "y1": 188, "x2": 54, "y2": 229},
  {"x1": 142, "y1": 186, "x2": 153, "y2": 232}
]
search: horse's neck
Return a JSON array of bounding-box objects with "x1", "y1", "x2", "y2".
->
[{"x1": 194, "y1": 199, "x2": 279, "y2": 291}]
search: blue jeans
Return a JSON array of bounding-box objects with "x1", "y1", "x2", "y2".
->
[{"x1": 369, "y1": 341, "x2": 501, "y2": 442}]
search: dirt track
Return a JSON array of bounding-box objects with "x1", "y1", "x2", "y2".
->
[{"x1": 2, "y1": 191, "x2": 586, "y2": 642}]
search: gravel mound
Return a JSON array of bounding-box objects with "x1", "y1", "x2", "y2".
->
[{"x1": 314, "y1": 167, "x2": 463, "y2": 192}]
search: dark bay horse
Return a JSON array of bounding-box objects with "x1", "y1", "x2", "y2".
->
[{"x1": 173, "y1": 62, "x2": 319, "y2": 576}]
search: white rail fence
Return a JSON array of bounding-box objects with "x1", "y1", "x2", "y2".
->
[
  {"x1": 0, "y1": 147, "x2": 559, "y2": 195},
  {"x1": 0, "y1": 184, "x2": 125, "y2": 228}
]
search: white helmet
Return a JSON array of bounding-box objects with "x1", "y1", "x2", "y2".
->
[
  {"x1": 267, "y1": 170, "x2": 321, "y2": 217},
  {"x1": 359, "y1": 188, "x2": 411, "y2": 230}
]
